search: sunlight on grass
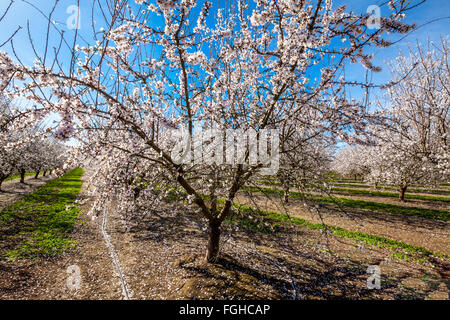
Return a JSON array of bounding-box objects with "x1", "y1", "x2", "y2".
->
[
  {"x1": 0, "y1": 168, "x2": 84, "y2": 261},
  {"x1": 5, "y1": 172, "x2": 35, "y2": 182},
  {"x1": 229, "y1": 202, "x2": 449, "y2": 263},
  {"x1": 243, "y1": 186, "x2": 450, "y2": 222}
]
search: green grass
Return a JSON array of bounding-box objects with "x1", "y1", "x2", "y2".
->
[
  {"x1": 5, "y1": 172, "x2": 35, "y2": 182},
  {"x1": 242, "y1": 185, "x2": 450, "y2": 222},
  {"x1": 224, "y1": 202, "x2": 275, "y2": 234},
  {"x1": 257, "y1": 180, "x2": 450, "y2": 196},
  {"x1": 148, "y1": 184, "x2": 449, "y2": 262},
  {"x1": 331, "y1": 187, "x2": 450, "y2": 202},
  {"x1": 332, "y1": 183, "x2": 450, "y2": 196},
  {"x1": 254, "y1": 179, "x2": 281, "y2": 186},
  {"x1": 0, "y1": 168, "x2": 84, "y2": 261},
  {"x1": 229, "y1": 202, "x2": 449, "y2": 262},
  {"x1": 332, "y1": 182, "x2": 372, "y2": 188}
]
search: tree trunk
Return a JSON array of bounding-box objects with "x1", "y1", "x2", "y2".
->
[
  {"x1": 283, "y1": 182, "x2": 290, "y2": 203},
  {"x1": 0, "y1": 178, "x2": 3, "y2": 192},
  {"x1": 34, "y1": 171, "x2": 40, "y2": 179},
  {"x1": 399, "y1": 185, "x2": 407, "y2": 201},
  {"x1": 43, "y1": 170, "x2": 47, "y2": 176},
  {"x1": 205, "y1": 219, "x2": 221, "y2": 263},
  {"x1": 20, "y1": 169, "x2": 26, "y2": 183}
]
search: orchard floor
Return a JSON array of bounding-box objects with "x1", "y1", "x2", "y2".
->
[
  {"x1": 257, "y1": 183, "x2": 450, "y2": 212},
  {"x1": 0, "y1": 175, "x2": 53, "y2": 211},
  {"x1": 103, "y1": 202, "x2": 449, "y2": 300},
  {"x1": 235, "y1": 192, "x2": 450, "y2": 256},
  {"x1": 329, "y1": 193, "x2": 449, "y2": 212},
  {"x1": 0, "y1": 171, "x2": 448, "y2": 299}
]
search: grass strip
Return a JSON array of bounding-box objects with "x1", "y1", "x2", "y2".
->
[
  {"x1": 331, "y1": 187, "x2": 450, "y2": 202},
  {"x1": 229, "y1": 202, "x2": 449, "y2": 263},
  {"x1": 147, "y1": 185, "x2": 449, "y2": 262},
  {"x1": 333, "y1": 182, "x2": 450, "y2": 192},
  {"x1": 5, "y1": 172, "x2": 36, "y2": 182},
  {"x1": 242, "y1": 185, "x2": 450, "y2": 222},
  {"x1": 258, "y1": 180, "x2": 450, "y2": 196},
  {"x1": 0, "y1": 168, "x2": 84, "y2": 261}
]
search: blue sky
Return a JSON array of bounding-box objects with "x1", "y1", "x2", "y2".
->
[
  {"x1": 334, "y1": 0, "x2": 450, "y2": 104},
  {"x1": 1, "y1": 0, "x2": 449, "y2": 115}
]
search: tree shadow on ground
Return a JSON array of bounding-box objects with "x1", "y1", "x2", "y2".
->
[
  {"x1": 275, "y1": 193, "x2": 450, "y2": 230},
  {"x1": 0, "y1": 262, "x2": 35, "y2": 295},
  {"x1": 123, "y1": 205, "x2": 438, "y2": 299},
  {"x1": 173, "y1": 248, "x2": 427, "y2": 299}
]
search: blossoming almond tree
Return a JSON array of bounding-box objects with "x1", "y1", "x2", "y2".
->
[
  {"x1": 0, "y1": 97, "x2": 25, "y2": 188},
  {"x1": 0, "y1": 132, "x2": 65, "y2": 190},
  {"x1": 27, "y1": 136, "x2": 66, "y2": 179},
  {"x1": 331, "y1": 144, "x2": 371, "y2": 181},
  {"x1": 276, "y1": 125, "x2": 331, "y2": 203},
  {"x1": 367, "y1": 39, "x2": 449, "y2": 200},
  {"x1": 0, "y1": 0, "x2": 421, "y2": 262},
  {"x1": 0, "y1": 142, "x2": 15, "y2": 191}
]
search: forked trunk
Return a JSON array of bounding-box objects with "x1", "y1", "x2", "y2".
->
[
  {"x1": 34, "y1": 171, "x2": 40, "y2": 179},
  {"x1": 205, "y1": 219, "x2": 221, "y2": 263}
]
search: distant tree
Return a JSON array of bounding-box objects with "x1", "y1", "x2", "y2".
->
[
  {"x1": 331, "y1": 145, "x2": 370, "y2": 182},
  {"x1": 369, "y1": 39, "x2": 449, "y2": 200},
  {"x1": 277, "y1": 124, "x2": 331, "y2": 203},
  {"x1": 0, "y1": 97, "x2": 17, "y2": 190}
]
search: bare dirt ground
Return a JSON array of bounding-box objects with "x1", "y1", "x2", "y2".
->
[
  {"x1": 236, "y1": 192, "x2": 450, "y2": 256},
  {"x1": 83, "y1": 195, "x2": 448, "y2": 300},
  {"x1": 86, "y1": 199, "x2": 450, "y2": 300},
  {"x1": 0, "y1": 172, "x2": 448, "y2": 299},
  {"x1": 0, "y1": 175, "x2": 53, "y2": 211}
]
